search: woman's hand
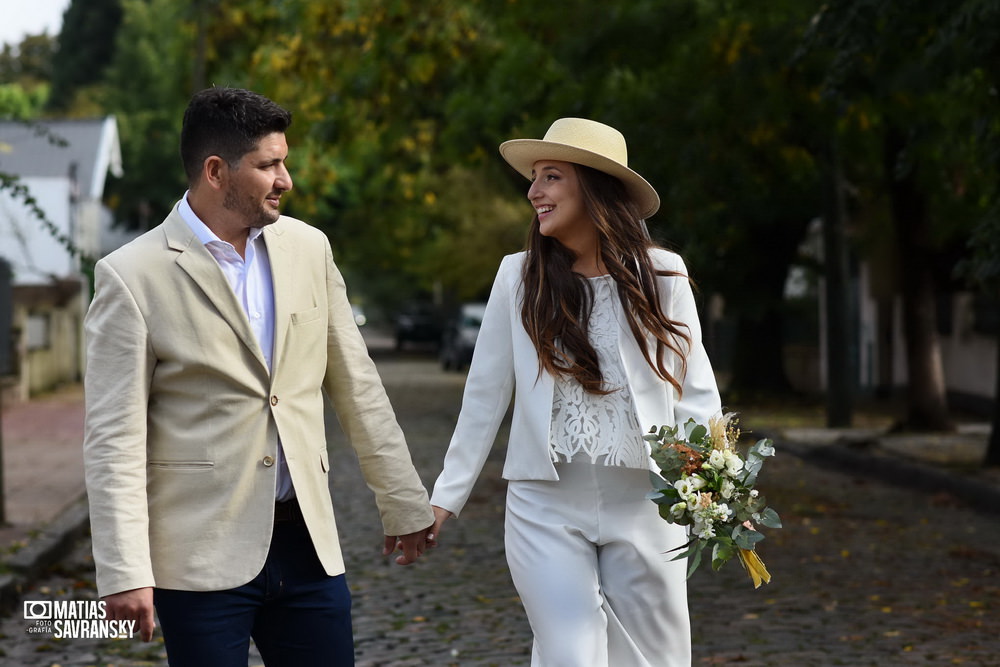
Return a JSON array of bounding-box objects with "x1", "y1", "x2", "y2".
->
[{"x1": 426, "y1": 505, "x2": 454, "y2": 548}]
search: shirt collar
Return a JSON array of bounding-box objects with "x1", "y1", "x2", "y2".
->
[{"x1": 179, "y1": 191, "x2": 265, "y2": 248}]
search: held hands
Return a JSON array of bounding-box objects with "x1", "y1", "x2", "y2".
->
[
  {"x1": 382, "y1": 506, "x2": 454, "y2": 564},
  {"x1": 382, "y1": 527, "x2": 432, "y2": 565},
  {"x1": 102, "y1": 587, "x2": 156, "y2": 641}
]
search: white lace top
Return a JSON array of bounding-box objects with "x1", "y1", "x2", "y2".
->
[{"x1": 549, "y1": 275, "x2": 648, "y2": 468}]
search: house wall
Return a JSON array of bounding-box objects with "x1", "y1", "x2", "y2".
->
[
  {"x1": 788, "y1": 264, "x2": 995, "y2": 412},
  {"x1": 0, "y1": 177, "x2": 74, "y2": 285},
  {"x1": 9, "y1": 282, "x2": 87, "y2": 401}
]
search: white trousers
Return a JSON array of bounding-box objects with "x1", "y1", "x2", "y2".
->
[{"x1": 505, "y1": 461, "x2": 691, "y2": 667}]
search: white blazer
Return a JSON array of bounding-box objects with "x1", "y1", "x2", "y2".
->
[{"x1": 431, "y1": 248, "x2": 722, "y2": 516}]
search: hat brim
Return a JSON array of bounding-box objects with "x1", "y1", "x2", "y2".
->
[{"x1": 499, "y1": 139, "x2": 660, "y2": 218}]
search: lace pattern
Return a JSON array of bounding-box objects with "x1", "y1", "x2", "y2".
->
[{"x1": 549, "y1": 276, "x2": 648, "y2": 468}]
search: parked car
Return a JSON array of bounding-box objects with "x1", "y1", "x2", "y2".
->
[
  {"x1": 440, "y1": 302, "x2": 487, "y2": 371},
  {"x1": 394, "y1": 302, "x2": 443, "y2": 350}
]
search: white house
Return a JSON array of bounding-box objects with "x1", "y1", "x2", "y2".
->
[{"x1": 0, "y1": 116, "x2": 126, "y2": 399}]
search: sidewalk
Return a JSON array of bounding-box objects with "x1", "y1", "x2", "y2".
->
[
  {"x1": 771, "y1": 420, "x2": 1000, "y2": 514},
  {"x1": 0, "y1": 383, "x2": 90, "y2": 613}
]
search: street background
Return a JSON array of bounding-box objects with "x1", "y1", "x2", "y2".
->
[{"x1": 1, "y1": 331, "x2": 998, "y2": 666}]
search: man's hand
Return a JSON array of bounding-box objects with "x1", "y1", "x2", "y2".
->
[
  {"x1": 382, "y1": 526, "x2": 433, "y2": 565},
  {"x1": 103, "y1": 587, "x2": 155, "y2": 641}
]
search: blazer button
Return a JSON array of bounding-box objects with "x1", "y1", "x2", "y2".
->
[
  {"x1": 270, "y1": 395, "x2": 279, "y2": 406},
  {"x1": 262, "y1": 455, "x2": 275, "y2": 467}
]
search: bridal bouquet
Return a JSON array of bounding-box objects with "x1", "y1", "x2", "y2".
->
[{"x1": 645, "y1": 414, "x2": 780, "y2": 588}]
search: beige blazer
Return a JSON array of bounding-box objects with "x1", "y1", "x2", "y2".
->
[
  {"x1": 431, "y1": 249, "x2": 722, "y2": 516},
  {"x1": 84, "y1": 204, "x2": 433, "y2": 597}
]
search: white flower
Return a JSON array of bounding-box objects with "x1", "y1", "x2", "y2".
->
[
  {"x1": 723, "y1": 450, "x2": 744, "y2": 475},
  {"x1": 693, "y1": 519, "x2": 716, "y2": 540},
  {"x1": 720, "y1": 478, "x2": 736, "y2": 500},
  {"x1": 750, "y1": 489, "x2": 760, "y2": 498},
  {"x1": 708, "y1": 449, "x2": 726, "y2": 470},
  {"x1": 674, "y1": 479, "x2": 695, "y2": 497},
  {"x1": 670, "y1": 502, "x2": 687, "y2": 520},
  {"x1": 675, "y1": 475, "x2": 706, "y2": 497}
]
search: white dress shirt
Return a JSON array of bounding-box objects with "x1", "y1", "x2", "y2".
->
[{"x1": 178, "y1": 193, "x2": 294, "y2": 501}]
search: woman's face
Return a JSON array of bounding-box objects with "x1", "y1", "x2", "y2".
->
[{"x1": 527, "y1": 160, "x2": 595, "y2": 249}]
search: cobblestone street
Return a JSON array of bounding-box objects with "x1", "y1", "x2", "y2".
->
[{"x1": 1, "y1": 352, "x2": 999, "y2": 666}]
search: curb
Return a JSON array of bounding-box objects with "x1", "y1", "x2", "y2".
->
[
  {"x1": 769, "y1": 435, "x2": 1000, "y2": 515},
  {"x1": 0, "y1": 494, "x2": 90, "y2": 617}
]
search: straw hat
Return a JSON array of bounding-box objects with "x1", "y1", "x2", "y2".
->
[{"x1": 499, "y1": 117, "x2": 660, "y2": 218}]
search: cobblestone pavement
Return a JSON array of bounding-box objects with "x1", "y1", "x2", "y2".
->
[{"x1": 2, "y1": 352, "x2": 999, "y2": 666}]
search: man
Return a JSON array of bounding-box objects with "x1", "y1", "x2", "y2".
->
[{"x1": 83, "y1": 87, "x2": 434, "y2": 666}]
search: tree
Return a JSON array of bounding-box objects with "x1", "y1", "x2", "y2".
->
[
  {"x1": 0, "y1": 33, "x2": 56, "y2": 86},
  {"x1": 798, "y1": 0, "x2": 991, "y2": 432},
  {"x1": 938, "y1": 0, "x2": 1000, "y2": 462},
  {"x1": 47, "y1": 0, "x2": 123, "y2": 111},
  {"x1": 99, "y1": 0, "x2": 191, "y2": 228},
  {"x1": 0, "y1": 33, "x2": 57, "y2": 118},
  {"x1": 623, "y1": 1, "x2": 827, "y2": 397}
]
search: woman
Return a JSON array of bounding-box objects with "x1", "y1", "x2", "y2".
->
[{"x1": 429, "y1": 118, "x2": 722, "y2": 666}]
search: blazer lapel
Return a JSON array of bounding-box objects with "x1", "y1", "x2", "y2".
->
[
  {"x1": 164, "y1": 211, "x2": 270, "y2": 373},
  {"x1": 263, "y1": 221, "x2": 291, "y2": 372}
]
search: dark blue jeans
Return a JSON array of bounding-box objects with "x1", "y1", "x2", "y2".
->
[{"x1": 153, "y1": 518, "x2": 353, "y2": 667}]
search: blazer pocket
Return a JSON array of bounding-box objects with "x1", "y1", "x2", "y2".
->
[
  {"x1": 291, "y1": 306, "x2": 321, "y2": 325},
  {"x1": 148, "y1": 460, "x2": 214, "y2": 471}
]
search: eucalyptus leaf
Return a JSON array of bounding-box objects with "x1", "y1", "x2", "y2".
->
[
  {"x1": 685, "y1": 541, "x2": 706, "y2": 579},
  {"x1": 758, "y1": 507, "x2": 782, "y2": 528},
  {"x1": 733, "y1": 525, "x2": 765, "y2": 549},
  {"x1": 649, "y1": 471, "x2": 671, "y2": 491},
  {"x1": 688, "y1": 423, "x2": 708, "y2": 442},
  {"x1": 712, "y1": 540, "x2": 735, "y2": 570}
]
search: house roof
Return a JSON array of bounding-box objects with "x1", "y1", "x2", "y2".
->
[{"x1": 0, "y1": 117, "x2": 123, "y2": 200}]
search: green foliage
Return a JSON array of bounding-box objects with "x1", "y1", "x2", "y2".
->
[
  {"x1": 0, "y1": 83, "x2": 48, "y2": 119},
  {"x1": 0, "y1": 34, "x2": 56, "y2": 85},
  {"x1": 99, "y1": 0, "x2": 190, "y2": 227},
  {"x1": 48, "y1": 0, "x2": 124, "y2": 111},
  {"x1": 11, "y1": 0, "x2": 996, "y2": 348}
]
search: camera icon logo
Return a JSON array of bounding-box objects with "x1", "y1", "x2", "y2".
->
[{"x1": 24, "y1": 601, "x2": 52, "y2": 620}]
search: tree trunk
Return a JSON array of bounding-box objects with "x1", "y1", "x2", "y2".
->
[
  {"x1": 883, "y1": 126, "x2": 954, "y2": 432},
  {"x1": 821, "y1": 140, "x2": 853, "y2": 427}
]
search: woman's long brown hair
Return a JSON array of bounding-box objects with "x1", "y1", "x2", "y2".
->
[{"x1": 520, "y1": 164, "x2": 691, "y2": 396}]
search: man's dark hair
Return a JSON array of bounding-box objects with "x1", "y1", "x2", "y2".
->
[{"x1": 180, "y1": 87, "x2": 292, "y2": 184}]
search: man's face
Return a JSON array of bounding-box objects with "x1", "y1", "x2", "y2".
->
[{"x1": 222, "y1": 132, "x2": 293, "y2": 228}]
